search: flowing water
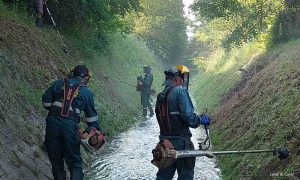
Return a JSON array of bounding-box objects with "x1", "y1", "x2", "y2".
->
[{"x1": 84, "y1": 115, "x2": 221, "y2": 180}]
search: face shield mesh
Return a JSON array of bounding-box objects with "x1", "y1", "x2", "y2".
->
[{"x1": 180, "y1": 72, "x2": 190, "y2": 90}]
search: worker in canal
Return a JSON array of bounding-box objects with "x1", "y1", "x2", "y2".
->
[
  {"x1": 33, "y1": 0, "x2": 46, "y2": 27},
  {"x1": 137, "y1": 65, "x2": 154, "y2": 118},
  {"x1": 42, "y1": 65, "x2": 101, "y2": 180},
  {"x1": 152, "y1": 65, "x2": 210, "y2": 180}
]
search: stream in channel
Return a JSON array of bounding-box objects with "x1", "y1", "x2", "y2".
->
[{"x1": 84, "y1": 114, "x2": 221, "y2": 180}]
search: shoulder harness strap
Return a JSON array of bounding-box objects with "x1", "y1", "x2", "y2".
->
[
  {"x1": 156, "y1": 87, "x2": 176, "y2": 134},
  {"x1": 61, "y1": 78, "x2": 80, "y2": 117}
]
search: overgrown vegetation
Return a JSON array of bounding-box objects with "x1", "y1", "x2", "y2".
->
[
  {"x1": 212, "y1": 40, "x2": 300, "y2": 179},
  {"x1": 191, "y1": 40, "x2": 265, "y2": 113},
  {"x1": 3, "y1": 0, "x2": 190, "y2": 64},
  {"x1": 126, "y1": 0, "x2": 188, "y2": 64},
  {"x1": 0, "y1": 3, "x2": 163, "y2": 137},
  {"x1": 3, "y1": 0, "x2": 140, "y2": 50},
  {"x1": 0, "y1": 1, "x2": 164, "y2": 178},
  {"x1": 192, "y1": 0, "x2": 283, "y2": 48},
  {"x1": 190, "y1": 0, "x2": 300, "y2": 113},
  {"x1": 191, "y1": 28, "x2": 300, "y2": 179},
  {"x1": 190, "y1": 0, "x2": 300, "y2": 179}
]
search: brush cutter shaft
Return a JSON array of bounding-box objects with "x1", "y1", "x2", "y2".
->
[
  {"x1": 105, "y1": 74, "x2": 136, "y2": 87},
  {"x1": 176, "y1": 149, "x2": 276, "y2": 158},
  {"x1": 45, "y1": 7, "x2": 56, "y2": 27},
  {"x1": 176, "y1": 150, "x2": 214, "y2": 158},
  {"x1": 211, "y1": 149, "x2": 273, "y2": 155},
  {"x1": 44, "y1": 3, "x2": 68, "y2": 52}
]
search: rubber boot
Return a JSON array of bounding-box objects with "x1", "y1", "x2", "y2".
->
[
  {"x1": 143, "y1": 108, "x2": 147, "y2": 118},
  {"x1": 70, "y1": 170, "x2": 84, "y2": 180},
  {"x1": 52, "y1": 168, "x2": 66, "y2": 180},
  {"x1": 149, "y1": 107, "x2": 154, "y2": 117}
]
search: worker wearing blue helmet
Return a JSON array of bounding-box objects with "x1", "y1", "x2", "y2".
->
[{"x1": 153, "y1": 65, "x2": 210, "y2": 180}]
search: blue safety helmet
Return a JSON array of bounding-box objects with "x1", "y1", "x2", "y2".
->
[
  {"x1": 162, "y1": 65, "x2": 190, "y2": 90},
  {"x1": 72, "y1": 65, "x2": 90, "y2": 78}
]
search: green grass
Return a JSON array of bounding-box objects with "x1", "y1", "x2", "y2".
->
[
  {"x1": 0, "y1": 1, "x2": 33, "y2": 25},
  {"x1": 71, "y1": 33, "x2": 164, "y2": 137},
  {"x1": 15, "y1": 82, "x2": 44, "y2": 112},
  {"x1": 0, "y1": 1, "x2": 163, "y2": 141},
  {"x1": 191, "y1": 40, "x2": 266, "y2": 113},
  {"x1": 192, "y1": 39, "x2": 300, "y2": 178}
]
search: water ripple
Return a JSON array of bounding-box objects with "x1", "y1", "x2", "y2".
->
[{"x1": 84, "y1": 116, "x2": 221, "y2": 180}]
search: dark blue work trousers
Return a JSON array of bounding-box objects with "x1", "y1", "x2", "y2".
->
[
  {"x1": 141, "y1": 91, "x2": 151, "y2": 108},
  {"x1": 141, "y1": 91, "x2": 153, "y2": 117},
  {"x1": 45, "y1": 116, "x2": 83, "y2": 180}
]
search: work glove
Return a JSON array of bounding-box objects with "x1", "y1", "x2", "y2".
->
[
  {"x1": 137, "y1": 76, "x2": 142, "y2": 81},
  {"x1": 199, "y1": 114, "x2": 211, "y2": 126},
  {"x1": 78, "y1": 129, "x2": 89, "y2": 139},
  {"x1": 273, "y1": 148, "x2": 289, "y2": 159}
]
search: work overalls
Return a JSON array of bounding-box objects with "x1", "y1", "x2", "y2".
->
[
  {"x1": 155, "y1": 82, "x2": 201, "y2": 180},
  {"x1": 42, "y1": 77, "x2": 100, "y2": 180}
]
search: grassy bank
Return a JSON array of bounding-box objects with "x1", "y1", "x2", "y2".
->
[
  {"x1": 191, "y1": 40, "x2": 300, "y2": 179},
  {"x1": 0, "y1": 2, "x2": 163, "y2": 179},
  {"x1": 191, "y1": 41, "x2": 265, "y2": 114}
]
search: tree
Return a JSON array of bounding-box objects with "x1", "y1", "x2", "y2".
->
[
  {"x1": 127, "y1": 0, "x2": 188, "y2": 63},
  {"x1": 3, "y1": 0, "x2": 140, "y2": 50},
  {"x1": 192, "y1": 0, "x2": 283, "y2": 48}
]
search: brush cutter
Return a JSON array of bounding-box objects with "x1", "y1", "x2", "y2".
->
[
  {"x1": 103, "y1": 73, "x2": 156, "y2": 94},
  {"x1": 175, "y1": 148, "x2": 289, "y2": 159},
  {"x1": 44, "y1": 2, "x2": 68, "y2": 53},
  {"x1": 151, "y1": 139, "x2": 289, "y2": 169}
]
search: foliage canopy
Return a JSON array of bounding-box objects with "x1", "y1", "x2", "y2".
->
[
  {"x1": 192, "y1": 0, "x2": 284, "y2": 48},
  {"x1": 3, "y1": 0, "x2": 140, "y2": 50},
  {"x1": 127, "y1": 0, "x2": 188, "y2": 64}
]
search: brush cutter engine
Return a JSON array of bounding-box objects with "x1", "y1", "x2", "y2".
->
[
  {"x1": 80, "y1": 128, "x2": 105, "y2": 154},
  {"x1": 151, "y1": 139, "x2": 177, "y2": 169}
]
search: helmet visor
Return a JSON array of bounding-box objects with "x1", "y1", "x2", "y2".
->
[{"x1": 181, "y1": 72, "x2": 190, "y2": 90}]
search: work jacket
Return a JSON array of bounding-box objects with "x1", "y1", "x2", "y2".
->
[
  {"x1": 155, "y1": 81, "x2": 200, "y2": 139},
  {"x1": 141, "y1": 72, "x2": 153, "y2": 95},
  {"x1": 42, "y1": 77, "x2": 100, "y2": 129}
]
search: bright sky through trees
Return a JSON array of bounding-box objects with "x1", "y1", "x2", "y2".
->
[{"x1": 183, "y1": 0, "x2": 201, "y2": 40}]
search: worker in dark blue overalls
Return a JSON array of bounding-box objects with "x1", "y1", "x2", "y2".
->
[
  {"x1": 42, "y1": 65, "x2": 100, "y2": 180},
  {"x1": 154, "y1": 65, "x2": 210, "y2": 180},
  {"x1": 137, "y1": 65, "x2": 154, "y2": 117}
]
